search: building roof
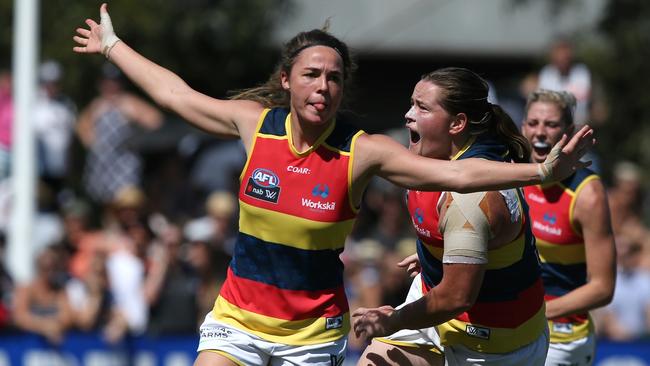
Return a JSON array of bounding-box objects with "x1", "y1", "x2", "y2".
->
[{"x1": 273, "y1": 0, "x2": 605, "y2": 57}]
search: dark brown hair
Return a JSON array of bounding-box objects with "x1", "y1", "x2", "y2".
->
[
  {"x1": 230, "y1": 28, "x2": 355, "y2": 108},
  {"x1": 421, "y1": 67, "x2": 531, "y2": 163}
]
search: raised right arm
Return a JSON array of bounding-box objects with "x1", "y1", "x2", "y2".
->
[
  {"x1": 351, "y1": 125, "x2": 593, "y2": 200},
  {"x1": 103, "y1": 42, "x2": 263, "y2": 142},
  {"x1": 73, "y1": 4, "x2": 263, "y2": 148}
]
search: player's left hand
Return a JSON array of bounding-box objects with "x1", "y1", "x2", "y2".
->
[
  {"x1": 352, "y1": 305, "x2": 396, "y2": 341},
  {"x1": 73, "y1": 3, "x2": 120, "y2": 57},
  {"x1": 541, "y1": 124, "x2": 595, "y2": 182}
]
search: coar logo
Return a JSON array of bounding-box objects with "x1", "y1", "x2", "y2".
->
[
  {"x1": 312, "y1": 183, "x2": 330, "y2": 198},
  {"x1": 252, "y1": 168, "x2": 280, "y2": 188},
  {"x1": 543, "y1": 212, "x2": 557, "y2": 225},
  {"x1": 414, "y1": 207, "x2": 424, "y2": 224}
]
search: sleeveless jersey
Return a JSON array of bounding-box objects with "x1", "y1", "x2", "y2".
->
[
  {"x1": 523, "y1": 168, "x2": 599, "y2": 343},
  {"x1": 407, "y1": 135, "x2": 546, "y2": 353},
  {"x1": 211, "y1": 108, "x2": 364, "y2": 345}
]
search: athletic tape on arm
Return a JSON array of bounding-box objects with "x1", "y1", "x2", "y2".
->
[{"x1": 439, "y1": 192, "x2": 490, "y2": 264}]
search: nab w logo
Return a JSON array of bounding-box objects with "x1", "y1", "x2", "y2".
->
[
  {"x1": 414, "y1": 207, "x2": 424, "y2": 224},
  {"x1": 312, "y1": 183, "x2": 330, "y2": 198},
  {"x1": 245, "y1": 167, "x2": 281, "y2": 203}
]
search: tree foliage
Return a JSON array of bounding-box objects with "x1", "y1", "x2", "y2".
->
[
  {"x1": 588, "y1": 0, "x2": 650, "y2": 176},
  {"x1": 0, "y1": 0, "x2": 293, "y2": 105}
]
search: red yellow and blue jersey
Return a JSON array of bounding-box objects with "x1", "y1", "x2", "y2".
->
[
  {"x1": 211, "y1": 108, "x2": 365, "y2": 345},
  {"x1": 523, "y1": 168, "x2": 599, "y2": 343},
  {"x1": 407, "y1": 135, "x2": 546, "y2": 353}
]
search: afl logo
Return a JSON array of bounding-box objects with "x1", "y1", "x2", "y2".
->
[
  {"x1": 246, "y1": 168, "x2": 281, "y2": 204},
  {"x1": 252, "y1": 168, "x2": 280, "y2": 188}
]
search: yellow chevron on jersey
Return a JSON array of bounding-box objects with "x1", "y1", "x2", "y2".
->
[
  {"x1": 536, "y1": 238, "x2": 586, "y2": 265},
  {"x1": 213, "y1": 296, "x2": 350, "y2": 345},
  {"x1": 485, "y1": 234, "x2": 526, "y2": 270},
  {"x1": 437, "y1": 305, "x2": 546, "y2": 354},
  {"x1": 239, "y1": 200, "x2": 355, "y2": 250}
]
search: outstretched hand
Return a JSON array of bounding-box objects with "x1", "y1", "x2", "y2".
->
[
  {"x1": 540, "y1": 124, "x2": 595, "y2": 182},
  {"x1": 73, "y1": 3, "x2": 120, "y2": 57},
  {"x1": 352, "y1": 305, "x2": 396, "y2": 341}
]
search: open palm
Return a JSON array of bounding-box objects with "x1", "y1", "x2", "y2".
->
[
  {"x1": 72, "y1": 4, "x2": 107, "y2": 54},
  {"x1": 551, "y1": 124, "x2": 595, "y2": 180}
]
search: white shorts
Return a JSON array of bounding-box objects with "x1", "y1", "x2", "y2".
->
[
  {"x1": 378, "y1": 274, "x2": 442, "y2": 350},
  {"x1": 545, "y1": 333, "x2": 595, "y2": 366},
  {"x1": 379, "y1": 275, "x2": 550, "y2": 366},
  {"x1": 444, "y1": 328, "x2": 549, "y2": 366},
  {"x1": 197, "y1": 312, "x2": 347, "y2": 366}
]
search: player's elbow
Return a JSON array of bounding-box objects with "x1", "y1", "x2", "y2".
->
[
  {"x1": 446, "y1": 291, "x2": 477, "y2": 315},
  {"x1": 450, "y1": 179, "x2": 472, "y2": 194},
  {"x1": 456, "y1": 296, "x2": 476, "y2": 314},
  {"x1": 593, "y1": 280, "x2": 615, "y2": 308},
  {"x1": 430, "y1": 163, "x2": 472, "y2": 193},
  {"x1": 599, "y1": 284, "x2": 615, "y2": 307}
]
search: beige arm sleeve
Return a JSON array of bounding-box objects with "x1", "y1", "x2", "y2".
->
[{"x1": 439, "y1": 192, "x2": 490, "y2": 264}]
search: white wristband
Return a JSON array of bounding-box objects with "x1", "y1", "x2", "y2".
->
[
  {"x1": 538, "y1": 141, "x2": 562, "y2": 183},
  {"x1": 103, "y1": 38, "x2": 121, "y2": 59},
  {"x1": 537, "y1": 162, "x2": 552, "y2": 183}
]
